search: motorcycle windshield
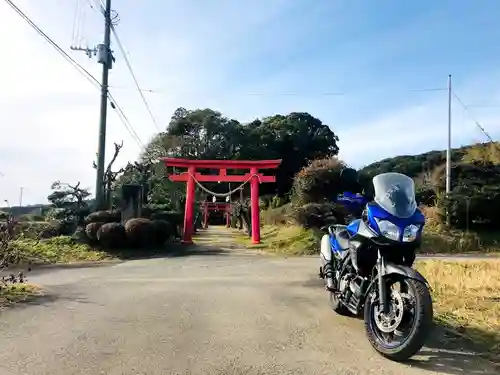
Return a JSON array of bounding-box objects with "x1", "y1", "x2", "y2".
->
[{"x1": 372, "y1": 173, "x2": 417, "y2": 218}]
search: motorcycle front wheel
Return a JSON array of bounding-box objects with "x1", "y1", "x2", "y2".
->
[{"x1": 364, "y1": 277, "x2": 433, "y2": 362}]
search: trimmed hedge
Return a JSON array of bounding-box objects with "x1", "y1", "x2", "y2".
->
[
  {"x1": 97, "y1": 223, "x2": 126, "y2": 249},
  {"x1": 85, "y1": 222, "x2": 104, "y2": 242},
  {"x1": 150, "y1": 220, "x2": 172, "y2": 246},
  {"x1": 124, "y1": 218, "x2": 154, "y2": 248},
  {"x1": 85, "y1": 210, "x2": 121, "y2": 224}
]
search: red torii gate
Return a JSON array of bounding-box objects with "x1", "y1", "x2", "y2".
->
[
  {"x1": 200, "y1": 201, "x2": 232, "y2": 229},
  {"x1": 161, "y1": 158, "x2": 282, "y2": 244}
]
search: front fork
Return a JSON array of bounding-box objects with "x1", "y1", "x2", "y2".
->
[{"x1": 377, "y1": 250, "x2": 390, "y2": 314}]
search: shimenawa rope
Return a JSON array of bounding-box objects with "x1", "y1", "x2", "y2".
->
[{"x1": 180, "y1": 172, "x2": 262, "y2": 197}]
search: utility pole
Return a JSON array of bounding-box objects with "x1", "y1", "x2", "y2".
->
[
  {"x1": 94, "y1": 0, "x2": 113, "y2": 209},
  {"x1": 70, "y1": 0, "x2": 114, "y2": 209},
  {"x1": 446, "y1": 74, "x2": 452, "y2": 226},
  {"x1": 19, "y1": 187, "x2": 23, "y2": 207}
]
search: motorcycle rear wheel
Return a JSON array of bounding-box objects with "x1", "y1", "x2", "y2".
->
[{"x1": 364, "y1": 278, "x2": 433, "y2": 362}]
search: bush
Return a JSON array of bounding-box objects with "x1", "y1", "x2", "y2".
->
[
  {"x1": 261, "y1": 204, "x2": 294, "y2": 226},
  {"x1": 416, "y1": 186, "x2": 436, "y2": 206},
  {"x1": 150, "y1": 211, "x2": 183, "y2": 239},
  {"x1": 39, "y1": 224, "x2": 59, "y2": 239},
  {"x1": 85, "y1": 210, "x2": 121, "y2": 224},
  {"x1": 150, "y1": 220, "x2": 172, "y2": 246},
  {"x1": 419, "y1": 205, "x2": 444, "y2": 232},
  {"x1": 230, "y1": 215, "x2": 239, "y2": 228},
  {"x1": 291, "y1": 158, "x2": 348, "y2": 205},
  {"x1": 294, "y1": 202, "x2": 347, "y2": 229},
  {"x1": 55, "y1": 220, "x2": 77, "y2": 236},
  {"x1": 10, "y1": 236, "x2": 107, "y2": 263},
  {"x1": 270, "y1": 195, "x2": 288, "y2": 209},
  {"x1": 85, "y1": 222, "x2": 104, "y2": 242},
  {"x1": 124, "y1": 218, "x2": 154, "y2": 248},
  {"x1": 97, "y1": 223, "x2": 126, "y2": 249},
  {"x1": 71, "y1": 225, "x2": 90, "y2": 244},
  {"x1": 435, "y1": 187, "x2": 500, "y2": 231},
  {"x1": 15, "y1": 222, "x2": 53, "y2": 239},
  {"x1": 18, "y1": 214, "x2": 45, "y2": 222},
  {"x1": 150, "y1": 211, "x2": 183, "y2": 226}
]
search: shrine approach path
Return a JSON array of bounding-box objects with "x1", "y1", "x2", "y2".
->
[{"x1": 0, "y1": 226, "x2": 496, "y2": 375}]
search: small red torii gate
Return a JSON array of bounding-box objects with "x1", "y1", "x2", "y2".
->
[
  {"x1": 161, "y1": 158, "x2": 282, "y2": 244},
  {"x1": 200, "y1": 201, "x2": 232, "y2": 229}
]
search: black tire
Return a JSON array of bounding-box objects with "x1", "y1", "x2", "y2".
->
[
  {"x1": 329, "y1": 291, "x2": 351, "y2": 316},
  {"x1": 364, "y1": 278, "x2": 433, "y2": 361}
]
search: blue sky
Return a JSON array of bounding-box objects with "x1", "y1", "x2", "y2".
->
[{"x1": 1, "y1": 0, "x2": 500, "y2": 204}]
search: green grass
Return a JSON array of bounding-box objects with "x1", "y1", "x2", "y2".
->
[
  {"x1": 234, "y1": 225, "x2": 319, "y2": 255},
  {"x1": 0, "y1": 283, "x2": 39, "y2": 308},
  {"x1": 9, "y1": 236, "x2": 111, "y2": 264}
]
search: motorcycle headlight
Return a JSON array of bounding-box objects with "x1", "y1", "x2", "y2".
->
[
  {"x1": 403, "y1": 224, "x2": 421, "y2": 242},
  {"x1": 374, "y1": 218, "x2": 400, "y2": 241}
]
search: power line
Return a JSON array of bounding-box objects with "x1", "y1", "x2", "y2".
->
[
  {"x1": 105, "y1": 86, "x2": 447, "y2": 96},
  {"x1": 452, "y1": 91, "x2": 496, "y2": 143},
  {"x1": 5, "y1": 0, "x2": 100, "y2": 89},
  {"x1": 110, "y1": 25, "x2": 161, "y2": 132},
  {"x1": 107, "y1": 91, "x2": 144, "y2": 148},
  {"x1": 4, "y1": 0, "x2": 144, "y2": 149},
  {"x1": 89, "y1": 0, "x2": 160, "y2": 132}
]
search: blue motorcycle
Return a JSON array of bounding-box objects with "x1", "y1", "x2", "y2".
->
[
  {"x1": 336, "y1": 191, "x2": 368, "y2": 222},
  {"x1": 319, "y1": 172, "x2": 433, "y2": 361}
]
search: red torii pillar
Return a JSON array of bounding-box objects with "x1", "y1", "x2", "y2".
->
[{"x1": 161, "y1": 158, "x2": 282, "y2": 244}]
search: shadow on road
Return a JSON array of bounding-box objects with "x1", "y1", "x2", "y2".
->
[
  {"x1": 300, "y1": 275, "x2": 499, "y2": 374},
  {"x1": 4, "y1": 289, "x2": 93, "y2": 313},
  {"x1": 111, "y1": 242, "x2": 231, "y2": 261},
  {"x1": 406, "y1": 324, "x2": 499, "y2": 375}
]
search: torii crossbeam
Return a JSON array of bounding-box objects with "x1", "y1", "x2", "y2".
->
[{"x1": 161, "y1": 158, "x2": 282, "y2": 244}]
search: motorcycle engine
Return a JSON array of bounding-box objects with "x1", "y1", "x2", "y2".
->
[{"x1": 339, "y1": 273, "x2": 355, "y2": 295}]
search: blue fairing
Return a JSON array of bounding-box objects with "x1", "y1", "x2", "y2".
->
[
  {"x1": 346, "y1": 219, "x2": 361, "y2": 235},
  {"x1": 366, "y1": 203, "x2": 425, "y2": 241},
  {"x1": 337, "y1": 192, "x2": 367, "y2": 214},
  {"x1": 330, "y1": 235, "x2": 342, "y2": 253}
]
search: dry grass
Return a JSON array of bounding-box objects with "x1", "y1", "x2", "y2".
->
[
  {"x1": 0, "y1": 283, "x2": 39, "y2": 309},
  {"x1": 416, "y1": 259, "x2": 500, "y2": 355},
  {"x1": 234, "y1": 225, "x2": 319, "y2": 255},
  {"x1": 419, "y1": 205, "x2": 500, "y2": 254}
]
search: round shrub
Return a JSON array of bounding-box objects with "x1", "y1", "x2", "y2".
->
[
  {"x1": 150, "y1": 220, "x2": 172, "y2": 246},
  {"x1": 291, "y1": 158, "x2": 348, "y2": 205},
  {"x1": 97, "y1": 222, "x2": 126, "y2": 249},
  {"x1": 85, "y1": 210, "x2": 121, "y2": 224},
  {"x1": 56, "y1": 220, "x2": 77, "y2": 236},
  {"x1": 39, "y1": 224, "x2": 59, "y2": 239},
  {"x1": 124, "y1": 218, "x2": 154, "y2": 248},
  {"x1": 85, "y1": 222, "x2": 104, "y2": 242},
  {"x1": 150, "y1": 211, "x2": 183, "y2": 226},
  {"x1": 150, "y1": 211, "x2": 183, "y2": 239}
]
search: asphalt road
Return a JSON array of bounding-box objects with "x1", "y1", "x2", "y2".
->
[{"x1": 0, "y1": 228, "x2": 497, "y2": 375}]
